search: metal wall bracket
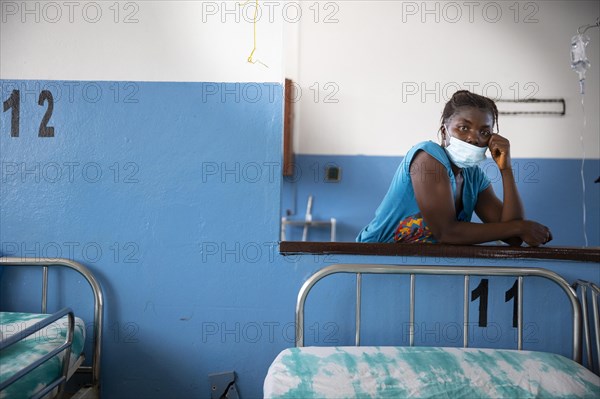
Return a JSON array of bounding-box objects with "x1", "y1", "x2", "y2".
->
[
  {"x1": 208, "y1": 371, "x2": 239, "y2": 399},
  {"x1": 496, "y1": 98, "x2": 566, "y2": 115}
]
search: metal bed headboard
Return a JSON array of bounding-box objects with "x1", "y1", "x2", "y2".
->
[
  {"x1": 572, "y1": 280, "x2": 600, "y2": 373},
  {"x1": 0, "y1": 257, "x2": 104, "y2": 388},
  {"x1": 295, "y1": 264, "x2": 582, "y2": 364}
]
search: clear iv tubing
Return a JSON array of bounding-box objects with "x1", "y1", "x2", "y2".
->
[
  {"x1": 572, "y1": 18, "x2": 598, "y2": 247},
  {"x1": 571, "y1": 33, "x2": 589, "y2": 245},
  {"x1": 579, "y1": 95, "x2": 589, "y2": 247}
]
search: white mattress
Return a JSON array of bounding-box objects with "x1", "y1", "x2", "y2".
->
[{"x1": 264, "y1": 346, "x2": 600, "y2": 398}]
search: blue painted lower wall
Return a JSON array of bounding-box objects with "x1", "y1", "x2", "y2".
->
[
  {"x1": 282, "y1": 154, "x2": 600, "y2": 246},
  {"x1": 0, "y1": 80, "x2": 599, "y2": 398}
]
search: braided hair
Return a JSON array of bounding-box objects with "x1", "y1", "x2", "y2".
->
[{"x1": 440, "y1": 90, "x2": 499, "y2": 133}]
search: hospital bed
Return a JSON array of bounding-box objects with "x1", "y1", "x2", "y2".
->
[
  {"x1": 0, "y1": 257, "x2": 103, "y2": 399},
  {"x1": 573, "y1": 279, "x2": 600, "y2": 374},
  {"x1": 264, "y1": 264, "x2": 600, "y2": 398}
]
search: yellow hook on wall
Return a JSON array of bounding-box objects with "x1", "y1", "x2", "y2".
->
[{"x1": 240, "y1": 0, "x2": 269, "y2": 68}]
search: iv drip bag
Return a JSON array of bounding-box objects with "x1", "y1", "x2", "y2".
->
[{"x1": 571, "y1": 34, "x2": 591, "y2": 94}]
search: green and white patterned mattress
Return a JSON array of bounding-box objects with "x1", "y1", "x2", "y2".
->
[
  {"x1": 264, "y1": 346, "x2": 600, "y2": 398},
  {"x1": 0, "y1": 312, "x2": 86, "y2": 399}
]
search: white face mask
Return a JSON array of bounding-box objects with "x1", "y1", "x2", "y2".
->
[{"x1": 444, "y1": 128, "x2": 487, "y2": 168}]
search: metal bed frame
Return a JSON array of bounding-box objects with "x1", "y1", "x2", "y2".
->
[
  {"x1": 295, "y1": 264, "x2": 583, "y2": 364},
  {"x1": 0, "y1": 307, "x2": 75, "y2": 398},
  {"x1": 0, "y1": 257, "x2": 104, "y2": 397},
  {"x1": 572, "y1": 280, "x2": 600, "y2": 373}
]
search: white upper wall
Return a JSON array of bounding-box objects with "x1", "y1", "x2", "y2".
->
[
  {"x1": 2, "y1": 1, "x2": 598, "y2": 158},
  {"x1": 0, "y1": 1, "x2": 284, "y2": 82},
  {"x1": 286, "y1": 1, "x2": 600, "y2": 158}
]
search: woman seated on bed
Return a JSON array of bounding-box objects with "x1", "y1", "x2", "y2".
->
[{"x1": 357, "y1": 90, "x2": 552, "y2": 246}]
